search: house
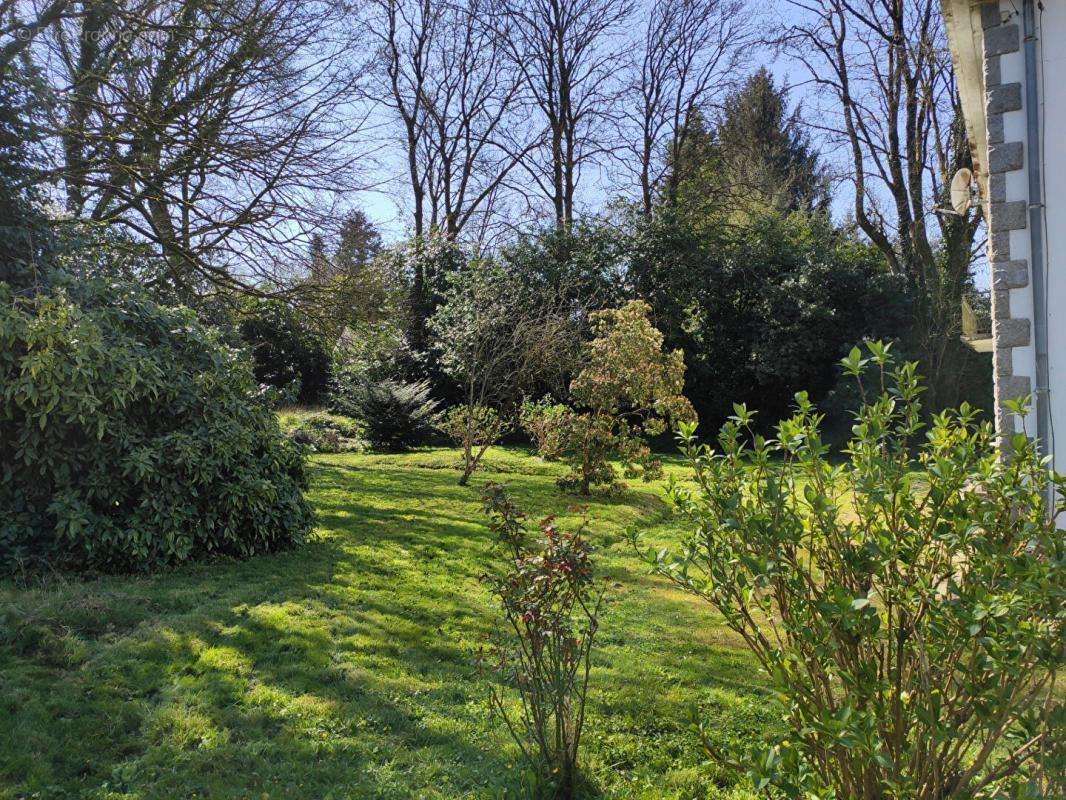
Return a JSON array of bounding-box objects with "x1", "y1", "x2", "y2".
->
[{"x1": 941, "y1": 0, "x2": 1063, "y2": 480}]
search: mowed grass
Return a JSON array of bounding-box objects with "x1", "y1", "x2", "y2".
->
[{"x1": 0, "y1": 448, "x2": 776, "y2": 800}]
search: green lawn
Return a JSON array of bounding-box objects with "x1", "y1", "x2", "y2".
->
[{"x1": 0, "y1": 448, "x2": 775, "y2": 800}]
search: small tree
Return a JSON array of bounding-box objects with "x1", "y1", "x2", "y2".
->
[
  {"x1": 438, "y1": 404, "x2": 508, "y2": 485},
  {"x1": 550, "y1": 300, "x2": 695, "y2": 494},
  {"x1": 429, "y1": 259, "x2": 579, "y2": 485},
  {"x1": 480, "y1": 484, "x2": 605, "y2": 799},
  {"x1": 647, "y1": 342, "x2": 1064, "y2": 799}
]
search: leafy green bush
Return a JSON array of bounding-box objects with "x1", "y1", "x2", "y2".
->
[
  {"x1": 520, "y1": 397, "x2": 570, "y2": 461},
  {"x1": 331, "y1": 377, "x2": 438, "y2": 452},
  {"x1": 480, "y1": 484, "x2": 605, "y2": 799},
  {"x1": 499, "y1": 220, "x2": 627, "y2": 317},
  {"x1": 238, "y1": 297, "x2": 332, "y2": 405},
  {"x1": 543, "y1": 301, "x2": 695, "y2": 494},
  {"x1": 627, "y1": 207, "x2": 911, "y2": 430},
  {"x1": 287, "y1": 411, "x2": 363, "y2": 454},
  {"x1": 0, "y1": 278, "x2": 314, "y2": 572},
  {"x1": 649, "y1": 342, "x2": 1064, "y2": 799}
]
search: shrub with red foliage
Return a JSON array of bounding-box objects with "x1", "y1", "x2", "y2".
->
[{"x1": 480, "y1": 483, "x2": 606, "y2": 799}]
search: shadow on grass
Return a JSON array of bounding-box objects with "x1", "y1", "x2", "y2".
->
[
  {"x1": 1, "y1": 472, "x2": 521, "y2": 798},
  {"x1": 1, "y1": 451, "x2": 765, "y2": 800}
]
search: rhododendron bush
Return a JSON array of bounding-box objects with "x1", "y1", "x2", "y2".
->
[{"x1": 0, "y1": 278, "x2": 313, "y2": 572}]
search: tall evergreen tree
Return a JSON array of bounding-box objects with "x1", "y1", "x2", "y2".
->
[
  {"x1": 661, "y1": 109, "x2": 719, "y2": 215},
  {"x1": 0, "y1": 66, "x2": 53, "y2": 289},
  {"x1": 334, "y1": 210, "x2": 382, "y2": 277},
  {"x1": 308, "y1": 233, "x2": 329, "y2": 283},
  {"x1": 714, "y1": 68, "x2": 829, "y2": 214},
  {"x1": 661, "y1": 69, "x2": 829, "y2": 217}
]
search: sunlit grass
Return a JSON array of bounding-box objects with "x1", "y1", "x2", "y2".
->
[{"x1": 0, "y1": 447, "x2": 773, "y2": 799}]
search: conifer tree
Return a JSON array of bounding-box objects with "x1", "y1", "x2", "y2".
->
[
  {"x1": 714, "y1": 68, "x2": 828, "y2": 213},
  {"x1": 334, "y1": 210, "x2": 382, "y2": 277},
  {"x1": 662, "y1": 69, "x2": 829, "y2": 216}
]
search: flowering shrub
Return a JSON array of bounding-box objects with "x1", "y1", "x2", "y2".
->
[
  {"x1": 258, "y1": 378, "x2": 301, "y2": 409},
  {"x1": 438, "y1": 404, "x2": 507, "y2": 485},
  {"x1": 544, "y1": 300, "x2": 695, "y2": 494},
  {"x1": 646, "y1": 342, "x2": 1064, "y2": 799},
  {"x1": 481, "y1": 484, "x2": 605, "y2": 799}
]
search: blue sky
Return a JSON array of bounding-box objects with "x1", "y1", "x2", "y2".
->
[{"x1": 347, "y1": 42, "x2": 839, "y2": 242}]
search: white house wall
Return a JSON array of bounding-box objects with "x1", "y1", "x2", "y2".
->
[
  {"x1": 977, "y1": 3, "x2": 1038, "y2": 448},
  {"x1": 1041, "y1": 1, "x2": 1066, "y2": 476},
  {"x1": 943, "y1": 0, "x2": 1064, "y2": 488}
]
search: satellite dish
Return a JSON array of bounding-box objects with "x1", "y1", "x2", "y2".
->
[{"x1": 950, "y1": 168, "x2": 974, "y2": 215}]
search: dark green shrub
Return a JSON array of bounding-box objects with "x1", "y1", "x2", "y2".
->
[
  {"x1": 626, "y1": 207, "x2": 910, "y2": 431},
  {"x1": 0, "y1": 278, "x2": 314, "y2": 572},
  {"x1": 238, "y1": 297, "x2": 332, "y2": 405},
  {"x1": 331, "y1": 377, "x2": 438, "y2": 452},
  {"x1": 647, "y1": 342, "x2": 1064, "y2": 799},
  {"x1": 499, "y1": 220, "x2": 627, "y2": 316}
]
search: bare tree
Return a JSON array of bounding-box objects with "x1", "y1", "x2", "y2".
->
[
  {"x1": 778, "y1": 0, "x2": 982, "y2": 410},
  {"x1": 626, "y1": 0, "x2": 751, "y2": 215},
  {"x1": 367, "y1": 0, "x2": 532, "y2": 240},
  {"x1": 369, "y1": 0, "x2": 434, "y2": 239},
  {"x1": 419, "y1": 0, "x2": 534, "y2": 237},
  {"x1": 367, "y1": 0, "x2": 545, "y2": 351},
  {"x1": 491, "y1": 0, "x2": 634, "y2": 227},
  {"x1": 21, "y1": 0, "x2": 369, "y2": 294}
]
